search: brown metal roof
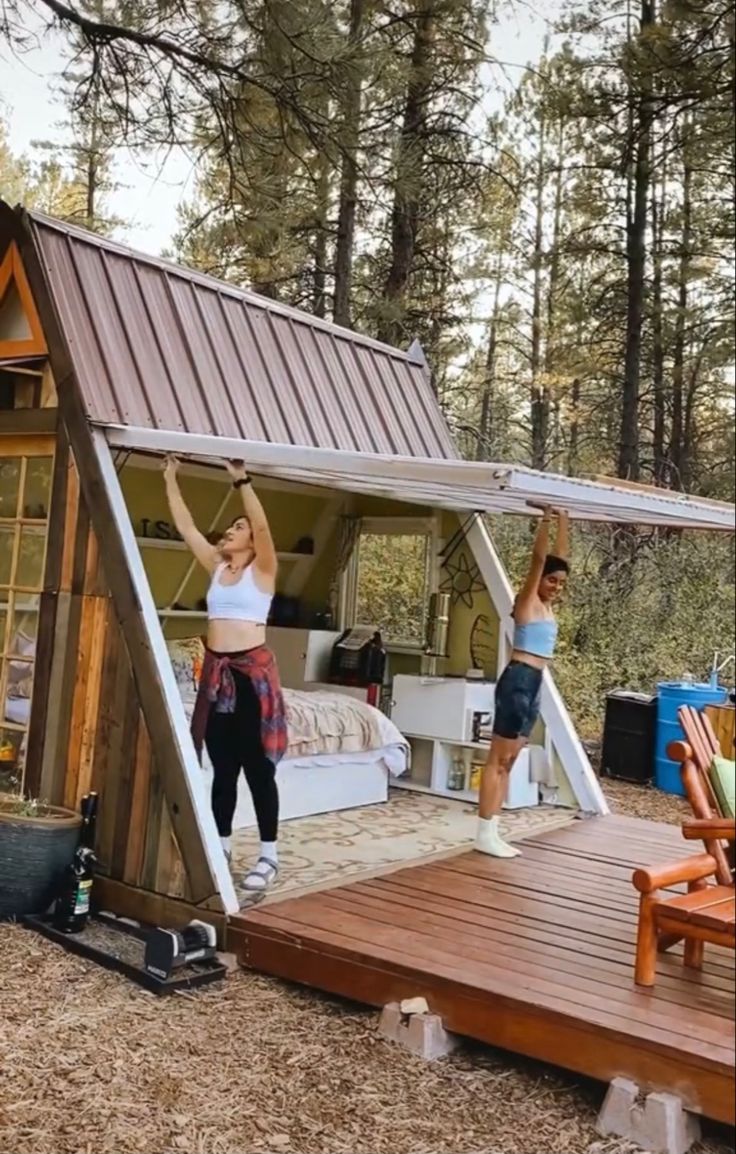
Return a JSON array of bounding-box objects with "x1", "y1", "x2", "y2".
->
[{"x1": 23, "y1": 210, "x2": 458, "y2": 459}]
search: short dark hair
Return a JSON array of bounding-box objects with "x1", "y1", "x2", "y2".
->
[{"x1": 543, "y1": 554, "x2": 570, "y2": 577}]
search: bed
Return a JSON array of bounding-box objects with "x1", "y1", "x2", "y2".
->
[{"x1": 168, "y1": 638, "x2": 408, "y2": 830}]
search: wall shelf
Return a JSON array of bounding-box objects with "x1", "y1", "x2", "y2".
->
[{"x1": 135, "y1": 536, "x2": 307, "y2": 562}]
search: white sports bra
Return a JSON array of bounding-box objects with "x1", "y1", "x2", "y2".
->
[{"x1": 206, "y1": 563, "x2": 273, "y2": 624}]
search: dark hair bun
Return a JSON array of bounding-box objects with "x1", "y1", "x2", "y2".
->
[{"x1": 543, "y1": 554, "x2": 570, "y2": 577}]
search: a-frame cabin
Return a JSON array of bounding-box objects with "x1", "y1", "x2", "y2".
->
[{"x1": 2, "y1": 201, "x2": 734, "y2": 1124}]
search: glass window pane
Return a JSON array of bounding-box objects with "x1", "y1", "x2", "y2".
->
[
  {"x1": 23, "y1": 457, "x2": 53, "y2": 521},
  {"x1": 16, "y1": 525, "x2": 46, "y2": 590},
  {"x1": 0, "y1": 458, "x2": 20, "y2": 519},
  {"x1": 6, "y1": 655, "x2": 34, "y2": 711},
  {"x1": 0, "y1": 597, "x2": 8, "y2": 653},
  {"x1": 0, "y1": 526, "x2": 14, "y2": 586},
  {"x1": 356, "y1": 534, "x2": 429, "y2": 647},
  {"x1": 9, "y1": 601, "x2": 38, "y2": 656},
  {"x1": 0, "y1": 725, "x2": 25, "y2": 796}
]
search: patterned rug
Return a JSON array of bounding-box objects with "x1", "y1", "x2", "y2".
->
[{"x1": 230, "y1": 790, "x2": 575, "y2": 906}]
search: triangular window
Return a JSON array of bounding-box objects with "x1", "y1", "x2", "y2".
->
[{"x1": 0, "y1": 244, "x2": 46, "y2": 360}]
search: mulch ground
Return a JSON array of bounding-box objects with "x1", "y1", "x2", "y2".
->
[{"x1": 0, "y1": 778, "x2": 732, "y2": 1154}]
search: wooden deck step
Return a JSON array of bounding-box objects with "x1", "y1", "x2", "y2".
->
[{"x1": 229, "y1": 815, "x2": 735, "y2": 1125}]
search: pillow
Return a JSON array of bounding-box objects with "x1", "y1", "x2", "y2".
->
[
  {"x1": 166, "y1": 637, "x2": 205, "y2": 696},
  {"x1": 709, "y1": 755, "x2": 735, "y2": 820}
]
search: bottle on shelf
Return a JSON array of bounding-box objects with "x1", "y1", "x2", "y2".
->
[
  {"x1": 468, "y1": 759, "x2": 483, "y2": 794},
  {"x1": 447, "y1": 755, "x2": 466, "y2": 791}
]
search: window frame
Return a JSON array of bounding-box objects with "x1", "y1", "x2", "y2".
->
[{"x1": 339, "y1": 515, "x2": 441, "y2": 653}]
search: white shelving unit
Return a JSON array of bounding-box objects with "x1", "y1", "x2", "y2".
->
[
  {"x1": 394, "y1": 737, "x2": 539, "y2": 809},
  {"x1": 390, "y1": 674, "x2": 539, "y2": 809},
  {"x1": 135, "y1": 537, "x2": 310, "y2": 621},
  {"x1": 136, "y1": 536, "x2": 305, "y2": 562}
]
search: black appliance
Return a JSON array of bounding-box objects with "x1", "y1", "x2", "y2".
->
[
  {"x1": 269, "y1": 594, "x2": 300, "y2": 628},
  {"x1": 601, "y1": 689, "x2": 656, "y2": 783},
  {"x1": 329, "y1": 627, "x2": 386, "y2": 687}
]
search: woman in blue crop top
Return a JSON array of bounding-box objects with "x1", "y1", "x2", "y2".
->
[
  {"x1": 164, "y1": 455, "x2": 285, "y2": 902},
  {"x1": 477, "y1": 506, "x2": 570, "y2": 859}
]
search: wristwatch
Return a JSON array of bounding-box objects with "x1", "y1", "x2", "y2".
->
[{"x1": 233, "y1": 476, "x2": 252, "y2": 489}]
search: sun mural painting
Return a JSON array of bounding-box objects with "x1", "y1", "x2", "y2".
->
[{"x1": 440, "y1": 548, "x2": 485, "y2": 609}]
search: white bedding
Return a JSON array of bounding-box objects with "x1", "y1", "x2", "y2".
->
[
  {"x1": 181, "y1": 689, "x2": 408, "y2": 829},
  {"x1": 180, "y1": 689, "x2": 408, "y2": 775}
]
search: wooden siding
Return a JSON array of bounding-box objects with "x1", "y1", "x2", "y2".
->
[{"x1": 26, "y1": 446, "x2": 191, "y2": 902}]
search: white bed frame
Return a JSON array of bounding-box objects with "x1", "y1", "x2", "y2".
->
[{"x1": 203, "y1": 755, "x2": 391, "y2": 831}]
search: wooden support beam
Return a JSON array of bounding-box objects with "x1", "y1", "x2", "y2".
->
[
  {"x1": 92, "y1": 876, "x2": 227, "y2": 945},
  {"x1": 57, "y1": 391, "x2": 238, "y2": 912}
]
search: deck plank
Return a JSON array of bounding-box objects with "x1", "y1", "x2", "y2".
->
[{"x1": 229, "y1": 814, "x2": 735, "y2": 1124}]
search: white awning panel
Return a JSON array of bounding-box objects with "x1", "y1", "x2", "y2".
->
[{"x1": 102, "y1": 425, "x2": 736, "y2": 532}]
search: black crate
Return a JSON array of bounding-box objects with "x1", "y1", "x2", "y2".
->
[{"x1": 601, "y1": 690, "x2": 656, "y2": 783}]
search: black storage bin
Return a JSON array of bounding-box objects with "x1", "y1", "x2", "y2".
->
[{"x1": 601, "y1": 690, "x2": 656, "y2": 783}]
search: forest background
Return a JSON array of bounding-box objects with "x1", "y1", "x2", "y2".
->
[{"x1": 1, "y1": 0, "x2": 733, "y2": 735}]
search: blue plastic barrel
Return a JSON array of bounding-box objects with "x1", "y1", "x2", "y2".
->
[{"x1": 655, "y1": 681, "x2": 727, "y2": 795}]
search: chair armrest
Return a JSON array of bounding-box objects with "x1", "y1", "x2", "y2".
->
[
  {"x1": 667, "y1": 739, "x2": 694, "y2": 764},
  {"x1": 632, "y1": 853, "x2": 719, "y2": 894},
  {"x1": 683, "y1": 818, "x2": 736, "y2": 842}
]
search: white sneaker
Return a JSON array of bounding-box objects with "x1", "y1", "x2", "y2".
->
[{"x1": 475, "y1": 816, "x2": 521, "y2": 858}]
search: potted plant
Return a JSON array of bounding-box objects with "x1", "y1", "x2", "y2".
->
[{"x1": 0, "y1": 795, "x2": 81, "y2": 919}]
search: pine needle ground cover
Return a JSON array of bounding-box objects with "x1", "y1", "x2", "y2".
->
[{"x1": 0, "y1": 782, "x2": 732, "y2": 1154}]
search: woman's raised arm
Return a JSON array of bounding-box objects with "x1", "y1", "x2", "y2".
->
[{"x1": 163, "y1": 456, "x2": 219, "y2": 573}]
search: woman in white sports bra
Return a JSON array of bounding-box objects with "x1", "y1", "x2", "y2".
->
[{"x1": 163, "y1": 456, "x2": 287, "y2": 901}]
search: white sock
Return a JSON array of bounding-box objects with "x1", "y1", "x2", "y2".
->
[
  {"x1": 220, "y1": 836, "x2": 231, "y2": 855},
  {"x1": 243, "y1": 842, "x2": 279, "y2": 892},
  {"x1": 475, "y1": 816, "x2": 521, "y2": 858},
  {"x1": 259, "y1": 842, "x2": 278, "y2": 868}
]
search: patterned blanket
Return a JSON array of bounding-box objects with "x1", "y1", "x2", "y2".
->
[
  {"x1": 181, "y1": 687, "x2": 406, "y2": 764},
  {"x1": 284, "y1": 691, "x2": 406, "y2": 761}
]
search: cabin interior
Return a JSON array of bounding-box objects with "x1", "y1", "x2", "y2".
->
[
  {"x1": 0, "y1": 392, "x2": 581, "y2": 893},
  {"x1": 3, "y1": 208, "x2": 733, "y2": 1130},
  {"x1": 0, "y1": 216, "x2": 587, "y2": 917}
]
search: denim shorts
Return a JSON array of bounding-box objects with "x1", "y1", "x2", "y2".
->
[{"x1": 493, "y1": 661, "x2": 543, "y2": 740}]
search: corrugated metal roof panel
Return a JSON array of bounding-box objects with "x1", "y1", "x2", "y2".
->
[{"x1": 27, "y1": 211, "x2": 459, "y2": 459}]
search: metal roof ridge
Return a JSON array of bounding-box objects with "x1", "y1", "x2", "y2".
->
[{"x1": 22, "y1": 206, "x2": 425, "y2": 366}]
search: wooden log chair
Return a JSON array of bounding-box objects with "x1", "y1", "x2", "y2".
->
[
  {"x1": 670, "y1": 705, "x2": 735, "y2": 886},
  {"x1": 633, "y1": 817, "x2": 735, "y2": 987}
]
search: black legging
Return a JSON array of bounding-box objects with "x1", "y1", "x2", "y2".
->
[{"x1": 204, "y1": 669, "x2": 279, "y2": 841}]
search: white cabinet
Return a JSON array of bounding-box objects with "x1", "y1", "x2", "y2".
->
[
  {"x1": 266, "y1": 627, "x2": 341, "y2": 690},
  {"x1": 390, "y1": 674, "x2": 539, "y2": 810},
  {"x1": 391, "y1": 674, "x2": 494, "y2": 742}
]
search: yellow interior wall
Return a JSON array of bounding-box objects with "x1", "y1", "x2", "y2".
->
[
  {"x1": 119, "y1": 466, "x2": 576, "y2": 806},
  {"x1": 439, "y1": 512, "x2": 499, "y2": 679},
  {"x1": 120, "y1": 465, "x2": 336, "y2": 638}
]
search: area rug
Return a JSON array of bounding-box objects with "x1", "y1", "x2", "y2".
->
[{"x1": 230, "y1": 791, "x2": 575, "y2": 905}]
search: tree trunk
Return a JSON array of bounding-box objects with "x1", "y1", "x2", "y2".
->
[
  {"x1": 618, "y1": 0, "x2": 655, "y2": 481},
  {"x1": 651, "y1": 158, "x2": 667, "y2": 482},
  {"x1": 312, "y1": 148, "x2": 331, "y2": 318},
  {"x1": 477, "y1": 258, "x2": 504, "y2": 460},
  {"x1": 378, "y1": 0, "x2": 436, "y2": 347},
  {"x1": 670, "y1": 128, "x2": 693, "y2": 490},
  {"x1": 568, "y1": 375, "x2": 581, "y2": 475},
  {"x1": 544, "y1": 121, "x2": 565, "y2": 467},
  {"x1": 333, "y1": 0, "x2": 365, "y2": 328},
  {"x1": 530, "y1": 101, "x2": 548, "y2": 469}
]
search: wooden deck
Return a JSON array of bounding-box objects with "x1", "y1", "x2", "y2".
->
[{"x1": 229, "y1": 814, "x2": 735, "y2": 1124}]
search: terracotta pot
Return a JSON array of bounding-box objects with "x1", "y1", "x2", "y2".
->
[{"x1": 0, "y1": 798, "x2": 82, "y2": 918}]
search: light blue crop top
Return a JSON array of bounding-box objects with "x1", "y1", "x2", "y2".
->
[
  {"x1": 207, "y1": 563, "x2": 273, "y2": 624},
  {"x1": 512, "y1": 618, "x2": 558, "y2": 659}
]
